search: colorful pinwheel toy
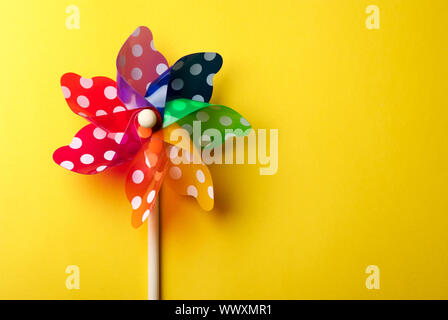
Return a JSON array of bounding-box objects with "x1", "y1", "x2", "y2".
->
[{"x1": 53, "y1": 26, "x2": 252, "y2": 228}]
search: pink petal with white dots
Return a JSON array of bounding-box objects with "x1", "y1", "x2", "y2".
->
[{"x1": 116, "y1": 26, "x2": 168, "y2": 98}]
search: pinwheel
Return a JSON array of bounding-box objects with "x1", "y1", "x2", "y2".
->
[{"x1": 52, "y1": 26, "x2": 251, "y2": 298}]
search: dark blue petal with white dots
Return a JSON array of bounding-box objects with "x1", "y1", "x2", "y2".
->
[{"x1": 166, "y1": 52, "x2": 223, "y2": 103}]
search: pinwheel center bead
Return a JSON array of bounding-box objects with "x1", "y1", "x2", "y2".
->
[{"x1": 137, "y1": 109, "x2": 157, "y2": 128}]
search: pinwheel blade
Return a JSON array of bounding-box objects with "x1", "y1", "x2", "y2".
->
[
  {"x1": 173, "y1": 105, "x2": 252, "y2": 150},
  {"x1": 166, "y1": 52, "x2": 223, "y2": 103},
  {"x1": 125, "y1": 132, "x2": 168, "y2": 228}
]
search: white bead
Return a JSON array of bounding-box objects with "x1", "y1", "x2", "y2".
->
[{"x1": 138, "y1": 109, "x2": 157, "y2": 128}]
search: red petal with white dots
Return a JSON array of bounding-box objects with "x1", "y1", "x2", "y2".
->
[
  {"x1": 116, "y1": 26, "x2": 169, "y2": 97},
  {"x1": 125, "y1": 132, "x2": 168, "y2": 228},
  {"x1": 60, "y1": 72, "x2": 134, "y2": 132},
  {"x1": 53, "y1": 124, "x2": 140, "y2": 174}
]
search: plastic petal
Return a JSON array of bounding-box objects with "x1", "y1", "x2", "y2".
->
[
  {"x1": 166, "y1": 52, "x2": 223, "y2": 103},
  {"x1": 53, "y1": 124, "x2": 137, "y2": 174},
  {"x1": 144, "y1": 68, "x2": 170, "y2": 118},
  {"x1": 125, "y1": 131, "x2": 168, "y2": 228},
  {"x1": 161, "y1": 123, "x2": 213, "y2": 210},
  {"x1": 163, "y1": 99, "x2": 211, "y2": 127},
  {"x1": 174, "y1": 105, "x2": 252, "y2": 150},
  {"x1": 60, "y1": 73, "x2": 135, "y2": 132},
  {"x1": 165, "y1": 144, "x2": 214, "y2": 211},
  {"x1": 116, "y1": 26, "x2": 169, "y2": 100}
]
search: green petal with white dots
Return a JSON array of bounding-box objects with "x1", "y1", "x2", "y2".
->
[
  {"x1": 163, "y1": 98, "x2": 211, "y2": 127},
  {"x1": 174, "y1": 105, "x2": 252, "y2": 150}
]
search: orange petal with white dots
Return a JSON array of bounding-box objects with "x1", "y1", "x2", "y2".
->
[
  {"x1": 164, "y1": 145, "x2": 214, "y2": 211},
  {"x1": 125, "y1": 135, "x2": 168, "y2": 228}
]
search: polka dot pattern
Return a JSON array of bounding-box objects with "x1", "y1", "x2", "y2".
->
[
  {"x1": 132, "y1": 170, "x2": 144, "y2": 184},
  {"x1": 125, "y1": 132, "x2": 168, "y2": 228},
  {"x1": 163, "y1": 130, "x2": 214, "y2": 211},
  {"x1": 60, "y1": 72, "x2": 135, "y2": 133},
  {"x1": 165, "y1": 153, "x2": 214, "y2": 211},
  {"x1": 166, "y1": 52, "x2": 223, "y2": 104},
  {"x1": 163, "y1": 99, "x2": 211, "y2": 128},
  {"x1": 53, "y1": 124, "x2": 131, "y2": 174},
  {"x1": 116, "y1": 26, "x2": 169, "y2": 97},
  {"x1": 196, "y1": 111, "x2": 209, "y2": 122},
  {"x1": 69, "y1": 137, "x2": 82, "y2": 149},
  {"x1": 54, "y1": 27, "x2": 249, "y2": 229},
  {"x1": 174, "y1": 104, "x2": 252, "y2": 150}
]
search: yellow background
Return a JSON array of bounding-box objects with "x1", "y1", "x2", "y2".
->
[{"x1": 0, "y1": 0, "x2": 447, "y2": 299}]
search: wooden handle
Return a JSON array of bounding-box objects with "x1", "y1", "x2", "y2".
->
[{"x1": 147, "y1": 197, "x2": 159, "y2": 300}]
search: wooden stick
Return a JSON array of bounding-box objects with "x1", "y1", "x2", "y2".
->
[{"x1": 147, "y1": 197, "x2": 159, "y2": 300}]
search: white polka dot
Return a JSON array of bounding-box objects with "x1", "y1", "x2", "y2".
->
[
  {"x1": 132, "y1": 27, "x2": 140, "y2": 37},
  {"x1": 240, "y1": 117, "x2": 250, "y2": 126},
  {"x1": 131, "y1": 67, "x2": 142, "y2": 80},
  {"x1": 208, "y1": 186, "x2": 214, "y2": 199},
  {"x1": 93, "y1": 127, "x2": 107, "y2": 140},
  {"x1": 96, "y1": 110, "x2": 107, "y2": 116},
  {"x1": 150, "y1": 40, "x2": 156, "y2": 51},
  {"x1": 132, "y1": 170, "x2": 144, "y2": 184},
  {"x1": 142, "y1": 209, "x2": 150, "y2": 222},
  {"x1": 204, "y1": 52, "x2": 216, "y2": 61},
  {"x1": 132, "y1": 44, "x2": 143, "y2": 57},
  {"x1": 60, "y1": 161, "x2": 74, "y2": 170},
  {"x1": 219, "y1": 116, "x2": 232, "y2": 126},
  {"x1": 171, "y1": 78, "x2": 184, "y2": 91},
  {"x1": 196, "y1": 169, "x2": 205, "y2": 183},
  {"x1": 196, "y1": 111, "x2": 209, "y2": 122},
  {"x1": 69, "y1": 137, "x2": 82, "y2": 149},
  {"x1": 96, "y1": 165, "x2": 107, "y2": 172},
  {"x1": 104, "y1": 150, "x2": 116, "y2": 161},
  {"x1": 172, "y1": 60, "x2": 184, "y2": 71},
  {"x1": 206, "y1": 73, "x2": 215, "y2": 86},
  {"x1": 182, "y1": 124, "x2": 193, "y2": 135},
  {"x1": 80, "y1": 77, "x2": 93, "y2": 89},
  {"x1": 77, "y1": 95, "x2": 89, "y2": 108},
  {"x1": 147, "y1": 190, "x2": 156, "y2": 203},
  {"x1": 118, "y1": 55, "x2": 126, "y2": 67},
  {"x1": 61, "y1": 86, "x2": 71, "y2": 98},
  {"x1": 169, "y1": 146, "x2": 180, "y2": 160},
  {"x1": 190, "y1": 63, "x2": 202, "y2": 75},
  {"x1": 114, "y1": 133, "x2": 124, "y2": 144},
  {"x1": 113, "y1": 106, "x2": 126, "y2": 113},
  {"x1": 104, "y1": 86, "x2": 117, "y2": 99},
  {"x1": 187, "y1": 185, "x2": 198, "y2": 198},
  {"x1": 192, "y1": 94, "x2": 204, "y2": 102},
  {"x1": 131, "y1": 196, "x2": 142, "y2": 209},
  {"x1": 156, "y1": 63, "x2": 168, "y2": 75},
  {"x1": 80, "y1": 154, "x2": 94, "y2": 164},
  {"x1": 169, "y1": 166, "x2": 182, "y2": 180}
]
